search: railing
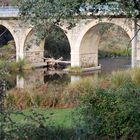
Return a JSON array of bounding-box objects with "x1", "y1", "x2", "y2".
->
[{"x1": 0, "y1": 6, "x2": 19, "y2": 18}]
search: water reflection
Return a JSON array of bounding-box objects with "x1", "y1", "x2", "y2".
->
[
  {"x1": 10, "y1": 57, "x2": 131, "y2": 89},
  {"x1": 99, "y1": 57, "x2": 131, "y2": 74}
]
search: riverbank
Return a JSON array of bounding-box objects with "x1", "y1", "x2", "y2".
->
[{"x1": 1, "y1": 67, "x2": 140, "y2": 139}]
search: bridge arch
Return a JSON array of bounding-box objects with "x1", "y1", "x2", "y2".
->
[
  {"x1": 23, "y1": 28, "x2": 45, "y2": 63},
  {"x1": 0, "y1": 22, "x2": 18, "y2": 62},
  {"x1": 44, "y1": 26, "x2": 71, "y2": 61},
  {"x1": 24, "y1": 26, "x2": 71, "y2": 64},
  {"x1": 0, "y1": 21, "x2": 17, "y2": 52},
  {"x1": 78, "y1": 19, "x2": 132, "y2": 67}
]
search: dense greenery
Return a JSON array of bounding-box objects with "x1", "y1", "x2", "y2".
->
[
  {"x1": 0, "y1": 109, "x2": 75, "y2": 140},
  {"x1": 75, "y1": 83, "x2": 140, "y2": 139},
  {"x1": 18, "y1": 0, "x2": 140, "y2": 39},
  {"x1": 1, "y1": 68, "x2": 140, "y2": 139}
]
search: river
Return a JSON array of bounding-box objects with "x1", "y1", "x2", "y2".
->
[
  {"x1": 0, "y1": 57, "x2": 131, "y2": 110},
  {"x1": 7, "y1": 57, "x2": 130, "y2": 90}
]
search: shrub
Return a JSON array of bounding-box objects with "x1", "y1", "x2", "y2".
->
[{"x1": 75, "y1": 83, "x2": 140, "y2": 139}]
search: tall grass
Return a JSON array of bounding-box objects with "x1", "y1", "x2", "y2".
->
[
  {"x1": 109, "y1": 68, "x2": 140, "y2": 88},
  {"x1": 67, "y1": 66, "x2": 83, "y2": 74},
  {"x1": 5, "y1": 82, "x2": 79, "y2": 110},
  {"x1": 129, "y1": 68, "x2": 140, "y2": 85},
  {"x1": 0, "y1": 59, "x2": 31, "y2": 72},
  {"x1": 110, "y1": 70, "x2": 132, "y2": 88}
]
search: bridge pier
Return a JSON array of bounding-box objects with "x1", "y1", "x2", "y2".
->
[
  {"x1": 135, "y1": 20, "x2": 140, "y2": 67},
  {"x1": 131, "y1": 19, "x2": 138, "y2": 68}
]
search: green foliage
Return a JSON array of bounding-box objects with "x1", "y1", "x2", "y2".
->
[
  {"x1": 0, "y1": 109, "x2": 76, "y2": 140},
  {"x1": 18, "y1": 0, "x2": 140, "y2": 40},
  {"x1": 19, "y1": 0, "x2": 82, "y2": 40},
  {"x1": 75, "y1": 83, "x2": 140, "y2": 139},
  {"x1": 0, "y1": 59, "x2": 30, "y2": 73}
]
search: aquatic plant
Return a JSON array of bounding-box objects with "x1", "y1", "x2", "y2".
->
[{"x1": 67, "y1": 66, "x2": 83, "y2": 74}]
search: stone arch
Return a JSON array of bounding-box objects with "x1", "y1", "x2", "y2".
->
[
  {"x1": 23, "y1": 27, "x2": 33, "y2": 51},
  {"x1": 0, "y1": 21, "x2": 17, "y2": 53},
  {"x1": 44, "y1": 26, "x2": 71, "y2": 61},
  {"x1": 24, "y1": 26, "x2": 71, "y2": 65},
  {"x1": 23, "y1": 28, "x2": 45, "y2": 63},
  {"x1": 58, "y1": 25, "x2": 72, "y2": 50},
  {"x1": 79, "y1": 18, "x2": 132, "y2": 67}
]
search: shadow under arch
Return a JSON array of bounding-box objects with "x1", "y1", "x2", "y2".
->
[
  {"x1": 24, "y1": 26, "x2": 71, "y2": 65},
  {"x1": 0, "y1": 24, "x2": 16, "y2": 60},
  {"x1": 79, "y1": 22, "x2": 132, "y2": 68},
  {"x1": 23, "y1": 28, "x2": 45, "y2": 63},
  {"x1": 44, "y1": 26, "x2": 71, "y2": 61}
]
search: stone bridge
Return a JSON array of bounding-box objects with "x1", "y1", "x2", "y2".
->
[{"x1": 0, "y1": 7, "x2": 140, "y2": 68}]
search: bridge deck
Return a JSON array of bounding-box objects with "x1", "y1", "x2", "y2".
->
[
  {"x1": 0, "y1": 6, "x2": 135, "y2": 19},
  {"x1": 0, "y1": 7, "x2": 19, "y2": 18}
]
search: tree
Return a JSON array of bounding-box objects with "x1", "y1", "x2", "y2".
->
[{"x1": 18, "y1": 0, "x2": 140, "y2": 39}]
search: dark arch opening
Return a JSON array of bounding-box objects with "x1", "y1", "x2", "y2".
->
[
  {"x1": 24, "y1": 27, "x2": 71, "y2": 67},
  {"x1": 0, "y1": 25, "x2": 16, "y2": 62},
  {"x1": 80, "y1": 23, "x2": 131, "y2": 73},
  {"x1": 0, "y1": 25, "x2": 16, "y2": 89},
  {"x1": 44, "y1": 26, "x2": 70, "y2": 61}
]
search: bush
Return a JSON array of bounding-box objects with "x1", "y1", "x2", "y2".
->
[{"x1": 75, "y1": 83, "x2": 140, "y2": 139}]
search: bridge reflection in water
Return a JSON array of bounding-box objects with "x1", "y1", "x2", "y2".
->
[
  {"x1": 16, "y1": 57, "x2": 131, "y2": 89},
  {"x1": 16, "y1": 69, "x2": 100, "y2": 89}
]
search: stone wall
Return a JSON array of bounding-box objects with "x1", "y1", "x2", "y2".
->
[
  {"x1": 80, "y1": 53, "x2": 98, "y2": 67},
  {"x1": 24, "y1": 50, "x2": 44, "y2": 64}
]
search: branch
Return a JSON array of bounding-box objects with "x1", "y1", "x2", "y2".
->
[
  {"x1": 129, "y1": 27, "x2": 140, "y2": 46},
  {"x1": 0, "y1": 29, "x2": 7, "y2": 38},
  {"x1": 137, "y1": 23, "x2": 140, "y2": 27}
]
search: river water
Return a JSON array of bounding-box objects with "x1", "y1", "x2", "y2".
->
[
  {"x1": 0, "y1": 57, "x2": 131, "y2": 109},
  {"x1": 13, "y1": 57, "x2": 130, "y2": 89},
  {"x1": 0, "y1": 57, "x2": 131, "y2": 92}
]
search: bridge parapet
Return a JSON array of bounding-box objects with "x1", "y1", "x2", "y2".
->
[{"x1": 0, "y1": 7, "x2": 19, "y2": 18}]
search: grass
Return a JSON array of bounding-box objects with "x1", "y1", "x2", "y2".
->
[
  {"x1": 4, "y1": 82, "x2": 79, "y2": 110},
  {"x1": 110, "y1": 70, "x2": 132, "y2": 88},
  {"x1": 10, "y1": 108, "x2": 74, "y2": 128},
  {"x1": 67, "y1": 66, "x2": 83, "y2": 74},
  {"x1": 0, "y1": 59, "x2": 31, "y2": 72}
]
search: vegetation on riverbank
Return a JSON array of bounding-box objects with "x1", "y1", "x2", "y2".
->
[
  {"x1": 0, "y1": 59, "x2": 31, "y2": 72},
  {"x1": 1, "y1": 68, "x2": 140, "y2": 139},
  {"x1": 4, "y1": 68, "x2": 140, "y2": 110},
  {"x1": 0, "y1": 42, "x2": 31, "y2": 72}
]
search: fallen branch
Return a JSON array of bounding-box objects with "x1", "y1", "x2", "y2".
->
[{"x1": 42, "y1": 57, "x2": 70, "y2": 67}]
